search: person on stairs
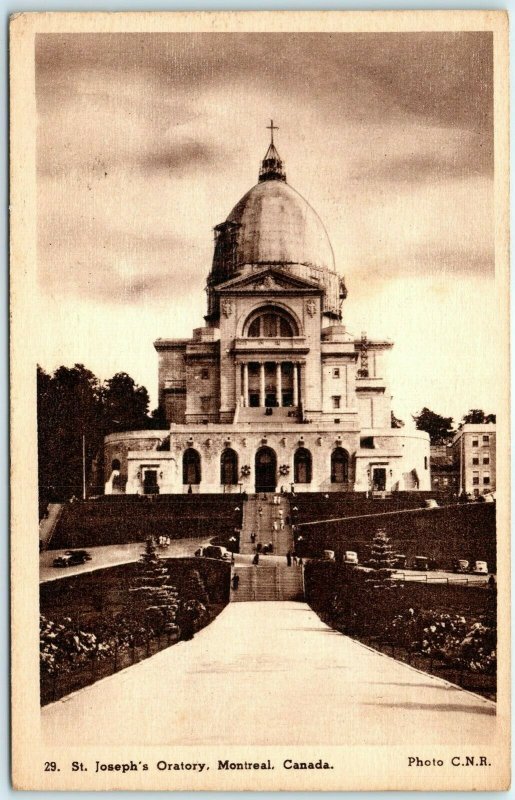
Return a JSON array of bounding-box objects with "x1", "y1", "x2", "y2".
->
[
  {"x1": 286, "y1": 550, "x2": 292, "y2": 567},
  {"x1": 231, "y1": 574, "x2": 240, "y2": 590},
  {"x1": 252, "y1": 553, "x2": 260, "y2": 566}
]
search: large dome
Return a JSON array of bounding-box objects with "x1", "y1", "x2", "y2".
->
[
  {"x1": 206, "y1": 137, "x2": 345, "y2": 321},
  {"x1": 226, "y1": 180, "x2": 335, "y2": 272}
]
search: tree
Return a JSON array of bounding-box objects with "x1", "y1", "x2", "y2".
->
[
  {"x1": 368, "y1": 528, "x2": 394, "y2": 582},
  {"x1": 129, "y1": 539, "x2": 180, "y2": 636},
  {"x1": 37, "y1": 363, "x2": 155, "y2": 509},
  {"x1": 391, "y1": 411, "x2": 404, "y2": 429},
  {"x1": 412, "y1": 407, "x2": 454, "y2": 444},
  {"x1": 462, "y1": 410, "x2": 496, "y2": 425},
  {"x1": 179, "y1": 569, "x2": 210, "y2": 606},
  {"x1": 37, "y1": 364, "x2": 103, "y2": 503},
  {"x1": 102, "y1": 372, "x2": 150, "y2": 434}
]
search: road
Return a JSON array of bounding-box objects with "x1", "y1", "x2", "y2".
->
[
  {"x1": 39, "y1": 537, "x2": 211, "y2": 583},
  {"x1": 42, "y1": 601, "x2": 495, "y2": 747}
]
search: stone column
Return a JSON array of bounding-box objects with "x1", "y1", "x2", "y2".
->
[
  {"x1": 243, "y1": 362, "x2": 249, "y2": 407},
  {"x1": 259, "y1": 362, "x2": 265, "y2": 407},
  {"x1": 276, "y1": 362, "x2": 282, "y2": 407},
  {"x1": 293, "y1": 362, "x2": 299, "y2": 406}
]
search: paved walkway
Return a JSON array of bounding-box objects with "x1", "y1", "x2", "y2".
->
[{"x1": 42, "y1": 602, "x2": 495, "y2": 747}]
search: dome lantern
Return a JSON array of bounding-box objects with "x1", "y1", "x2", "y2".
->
[{"x1": 259, "y1": 120, "x2": 286, "y2": 182}]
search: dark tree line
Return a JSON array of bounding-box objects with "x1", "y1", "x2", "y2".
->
[
  {"x1": 38, "y1": 364, "x2": 166, "y2": 511},
  {"x1": 412, "y1": 407, "x2": 496, "y2": 445}
]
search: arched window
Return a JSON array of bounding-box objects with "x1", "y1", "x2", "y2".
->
[
  {"x1": 246, "y1": 308, "x2": 297, "y2": 338},
  {"x1": 220, "y1": 448, "x2": 238, "y2": 485},
  {"x1": 294, "y1": 447, "x2": 312, "y2": 484},
  {"x1": 111, "y1": 458, "x2": 121, "y2": 471},
  {"x1": 331, "y1": 447, "x2": 349, "y2": 484},
  {"x1": 183, "y1": 448, "x2": 201, "y2": 485}
]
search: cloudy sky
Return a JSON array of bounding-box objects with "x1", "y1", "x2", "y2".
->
[{"x1": 36, "y1": 31, "x2": 496, "y2": 423}]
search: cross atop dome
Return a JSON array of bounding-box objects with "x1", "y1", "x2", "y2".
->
[
  {"x1": 267, "y1": 119, "x2": 279, "y2": 145},
  {"x1": 259, "y1": 119, "x2": 286, "y2": 183}
]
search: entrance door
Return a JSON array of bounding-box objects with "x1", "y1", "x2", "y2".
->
[
  {"x1": 255, "y1": 446, "x2": 277, "y2": 493},
  {"x1": 372, "y1": 468, "x2": 387, "y2": 492},
  {"x1": 143, "y1": 469, "x2": 159, "y2": 494}
]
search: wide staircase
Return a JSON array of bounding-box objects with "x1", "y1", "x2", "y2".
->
[
  {"x1": 232, "y1": 493, "x2": 303, "y2": 601},
  {"x1": 231, "y1": 563, "x2": 303, "y2": 602},
  {"x1": 240, "y1": 494, "x2": 294, "y2": 555}
]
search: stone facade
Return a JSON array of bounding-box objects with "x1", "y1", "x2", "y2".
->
[{"x1": 104, "y1": 136, "x2": 431, "y2": 495}]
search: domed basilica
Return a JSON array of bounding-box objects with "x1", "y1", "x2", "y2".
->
[{"x1": 105, "y1": 125, "x2": 430, "y2": 495}]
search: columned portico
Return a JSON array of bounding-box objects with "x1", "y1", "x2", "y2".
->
[{"x1": 238, "y1": 360, "x2": 302, "y2": 408}]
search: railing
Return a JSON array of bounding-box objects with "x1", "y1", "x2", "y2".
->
[
  {"x1": 355, "y1": 633, "x2": 496, "y2": 701},
  {"x1": 391, "y1": 573, "x2": 488, "y2": 586}
]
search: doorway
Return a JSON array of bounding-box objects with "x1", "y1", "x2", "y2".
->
[
  {"x1": 372, "y1": 467, "x2": 387, "y2": 492},
  {"x1": 143, "y1": 469, "x2": 159, "y2": 495},
  {"x1": 255, "y1": 446, "x2": 277, "y2": 493}
]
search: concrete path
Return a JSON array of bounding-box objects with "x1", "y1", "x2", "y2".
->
[
  {"x1": 42, "y1": 602, "x2": 495, "y2": 747},
  {"x1": 39, "y1": 537, "x2": 210, "y2": 583}
]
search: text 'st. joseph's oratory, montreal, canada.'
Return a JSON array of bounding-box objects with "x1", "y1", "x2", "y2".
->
[{"x1": 104, "y1": 124, "x2": 431, "y2": 496}]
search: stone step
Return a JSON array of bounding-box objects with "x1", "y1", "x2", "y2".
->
[{"x1": 230, "y1": 563, "x2": 304, "y2": 602}]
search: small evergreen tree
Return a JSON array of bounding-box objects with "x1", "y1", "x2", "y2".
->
[
  {"x1": 368, "y1": 528, "x2": 394, "y2": 581},
  {"x1": 129, "y1": 538, "x2": 180, "y2": 636},
  {"x1": 180, "y1": 569, "x2": 210, "y2": 606}
]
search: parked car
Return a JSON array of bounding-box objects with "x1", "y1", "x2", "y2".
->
[
  {"x1": 52, "y1": 549, "x2": 92, "y2": 568},
  {"x1": 453, "y1": 559, "x2": 470, "y2": 574},
  {"x1": 473, "y1": 560, "x2": 488, "y2": 574},
  {"x1": 198, "y1": 545, "x2": 231, "y2": 561},
  {"x1": 393, "y1": 553, "x2": 407, "y2": 569},
  {"x1": 323, "y1": 550, "x2": 335, "y2": 561},
  {"x1": 412, "y1": 556, "x2": 429, "y2": 571},
  {"x1": 343, "y1": 551, "x2": 358, "y2": 565}
]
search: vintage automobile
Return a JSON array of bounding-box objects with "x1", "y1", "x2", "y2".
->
[
  {"x1": 393, "y1": 553, "x2": 407, "y2": 569},
  {"x1": 52, "y1": 549, "x2": 92, "y2": 568},
  {"x1": 412, "y1": 555, "x2": 429, "y2": 571},
  {"x1": 343, "y1": 550, "x2": 358, "y2": 565},
  {"x1": 323, "y1": 550, "x2": 335, "y2": 561},
  {"x1": 196, "y1": 545, "x2": 231, "y2": 561},
  {"x1": 453, "y1": 559, "x2": 470, "y2": 574},
  {"x1": 472, "y1": 560, "x2": 489, "y2": 574}
]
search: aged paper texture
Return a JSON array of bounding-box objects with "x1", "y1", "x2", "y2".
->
[{"x1": 10, "y1": 10, "x2": 510, "y2": 792}]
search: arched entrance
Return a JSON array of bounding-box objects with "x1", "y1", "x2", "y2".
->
[
  {"x1": 294, "y1": 447, "x2": 312, "y2": 484},
  {"x1": 183, "y1": 448, "x2": 201, "y2": 486},
  {"x1": 331, "y1": 447, "x2": 349, "y2": 485},
  {"x1": 220, "y1": 448, "x2": 238, "y2": 485},
  {"x1": 255, "y1": 446, "x2": 277, "y2": 493}
]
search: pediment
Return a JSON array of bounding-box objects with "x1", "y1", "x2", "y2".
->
[{"x1": 215, "y1": 267, "x2": 323, "y2": 294}]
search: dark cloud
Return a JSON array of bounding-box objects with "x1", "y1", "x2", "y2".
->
[
  {"x1": 349, "y1": 147, "x2": 492, "y2": 185},
  {"x1": 136, "y1": 140, "x2": 218, "y2": 173},
  {"x1": 36, "y1": 31, "x2": 492, "y2": 133}
]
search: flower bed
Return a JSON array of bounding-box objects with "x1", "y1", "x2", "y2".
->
[
  {"x1": 304, "y1": 560, "x2": 496, "y2": 700},
  {"x1": 40, "y1": 546, "x2": 229, "y2": 705}
]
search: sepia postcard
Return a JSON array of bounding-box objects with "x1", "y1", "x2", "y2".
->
[{"x1": 10, "y1": 10, "x2": 510, "y2": 792}]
